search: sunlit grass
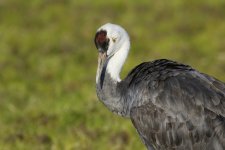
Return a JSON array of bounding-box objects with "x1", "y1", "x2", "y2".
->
[{"x1": 0, "y1": 0, "x2": 224, "y2": 149}]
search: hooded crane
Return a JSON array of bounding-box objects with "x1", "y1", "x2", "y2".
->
[{"x1": 94, "y1": 23, "x2": 225, "y2": 150}]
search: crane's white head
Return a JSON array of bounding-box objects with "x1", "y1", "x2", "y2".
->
[
  {"x1": 95, "y1": 23, "x2": 130, "y2": 57},
  {"x1": 94, "y1": 23, "x2": 130, "y2": 83}
]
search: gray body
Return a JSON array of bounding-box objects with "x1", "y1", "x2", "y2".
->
[{"x1": 97, "y1": 59, "x2": 225, "y2": 150}]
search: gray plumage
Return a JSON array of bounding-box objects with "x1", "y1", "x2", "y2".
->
[{"x1": 94, "y1": 23, "x2": 225, "y2": 150}]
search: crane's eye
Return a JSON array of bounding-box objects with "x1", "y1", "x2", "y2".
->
[{"x1": 112, "y1": 37, "x2": 117, "y2": 43}]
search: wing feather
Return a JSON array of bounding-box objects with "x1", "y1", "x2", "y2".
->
[{"x1": 127, "y1": 59, "x2": 225, "y2": 150}]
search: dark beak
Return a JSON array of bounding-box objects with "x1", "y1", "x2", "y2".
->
[{"x1": 97, "y1": 51, "x2": 107, "y2": 72}]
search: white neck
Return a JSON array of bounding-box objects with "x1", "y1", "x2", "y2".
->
[{"x1": 106, "y1": 40, "x2": 130, "y2": 82}]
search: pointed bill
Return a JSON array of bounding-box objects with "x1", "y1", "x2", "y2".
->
[{"x1": 96, "y1": 52, "x2": 107, "y2": 83}]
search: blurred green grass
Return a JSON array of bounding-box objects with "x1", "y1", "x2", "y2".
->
[{"x1": 0, "y1": 0, "x2": 225, "y2": 149}]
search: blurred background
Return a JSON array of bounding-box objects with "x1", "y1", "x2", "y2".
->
[{"x1": 0, "y1": 0, "x2": 225, "y2": 149}]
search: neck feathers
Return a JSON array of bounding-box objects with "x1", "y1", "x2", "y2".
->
[
  {"x1": 96, "y1": 71, "x2": 129, "y2": 117},
  {"x1": 107, "y1": 36, "x2": 130, "y2": 82},
  {"x1": 96, "y1": 36, "x2": 130, "y2": 117}
]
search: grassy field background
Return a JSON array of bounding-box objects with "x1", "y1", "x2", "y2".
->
[{"x1": 0, "y1": 0, "x2": 225, "y2": 149}]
